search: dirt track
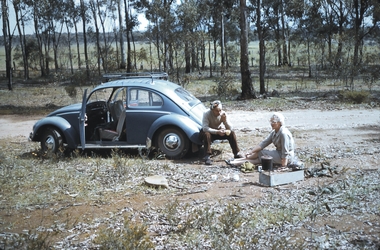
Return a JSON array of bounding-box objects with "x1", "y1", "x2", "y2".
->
[{"x1": 1, "y1": 108, "x2": 379, "y2": 138}]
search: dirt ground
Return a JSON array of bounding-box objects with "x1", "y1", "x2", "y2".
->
[
  {"x1": 1, "y1": 108, "x2": 379, "y2": 202},
  {"x1": 1, "y1": 108, "x2": 379, "y2": 248},
  {"x1": 1, "y1": 108, "x2": 379, "y2": 152}
]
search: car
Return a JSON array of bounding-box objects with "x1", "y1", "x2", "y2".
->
[{"x1": 29, "y1": 72, "x2": 207, "y2": 159}]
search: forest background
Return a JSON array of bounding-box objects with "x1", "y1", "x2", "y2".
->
[{"x1": 0, "y1": 0, "x2": 379, "y2": 98}]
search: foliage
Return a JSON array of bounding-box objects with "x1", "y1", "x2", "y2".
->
[
  {"x1": 64, "y1": 85, "x2": 77, "y2": 98},
  {"x1": 212, "y1": 72, "x2": 240, "y2": 98},
  {"x1": 95, "y1": 218, "x2": 154, "y2": 250},
  {"x1": 339, "y1": 90, "x2": 370, "y2": 104}
]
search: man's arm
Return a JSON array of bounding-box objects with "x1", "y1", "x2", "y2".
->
[
  {"x1": 221, "y1": 112, "x2": 233, "y2": 130},
  {"x1": 202, "y1": 111, "x2": 218, "y2": 134}
]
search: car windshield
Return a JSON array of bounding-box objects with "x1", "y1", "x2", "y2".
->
[{"x1": 87, "y1": 88, "x2": 113, "y2": 103}]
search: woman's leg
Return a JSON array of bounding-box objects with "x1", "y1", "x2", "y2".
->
[{"x1": 229, "y1": 154, "x2": 261, "y2": 166}]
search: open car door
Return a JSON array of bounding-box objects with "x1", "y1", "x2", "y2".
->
[{"x1": 79, "y1": 89, "x2": 87, "y2": 150}]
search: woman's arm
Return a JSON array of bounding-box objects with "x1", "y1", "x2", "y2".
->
[
  {"x1": 245, "y1": 145, "x2": 262, "y2": 158},
  {"x1": 281, "y1": 158, "x2": 288, "y2": 167}
]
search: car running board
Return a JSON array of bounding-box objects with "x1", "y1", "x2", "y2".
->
[{"x1": 79, "y1": 142, "x2": 147, "y2": 149}]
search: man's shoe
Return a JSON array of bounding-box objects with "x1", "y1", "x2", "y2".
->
[
  {"x1": 205, "y1": 158, "x2": 213, "y2": 165},
  {"x1": 234, "y1": 153, "x2": 244, "y2": 158},
  {"x1": 203, "y1": 154, "x2": 211, "y2": 160}
]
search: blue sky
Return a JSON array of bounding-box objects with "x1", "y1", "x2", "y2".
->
[{"x1": 4, "y1": 4, "x2": 148, "y2": 36}]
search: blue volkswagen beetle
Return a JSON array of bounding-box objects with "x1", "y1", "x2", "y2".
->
[{"x1": 29, "y1": 73, "x2": 207, "y2": 159}]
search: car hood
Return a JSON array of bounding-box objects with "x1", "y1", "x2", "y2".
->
[{"x1": 47, "y1": 103, "x2": 82, "y2": 117}]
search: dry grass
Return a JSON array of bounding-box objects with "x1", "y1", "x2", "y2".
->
[
  {"x1": 1, "y1": 125, "x2": 379, "y2": 249},
  {"x1": 0, "y1": 75, "x2": 379, "y2": 249}
]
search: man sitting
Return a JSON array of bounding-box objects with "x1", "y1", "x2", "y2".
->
[{"x1": 200, "y1": 100, "x2": 243, "y2": 165}]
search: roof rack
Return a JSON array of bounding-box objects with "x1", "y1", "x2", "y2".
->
[{"x1": 102, "y1": 72, "x2": 169, "y2": 82}]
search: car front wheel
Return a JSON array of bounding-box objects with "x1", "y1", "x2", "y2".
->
[
  {"x1": 41, "y1": 128, "x2": 63, "y2": 155},
  {"x1": 156, "y1": 127, "x2": 189, "y2": 159}
]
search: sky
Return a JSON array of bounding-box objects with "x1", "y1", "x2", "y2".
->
[{"x1": 4, "y1": 3, "x2": 149, "y2": 36}]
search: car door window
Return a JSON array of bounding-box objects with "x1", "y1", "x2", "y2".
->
[{"x1": 128, "y1": 89, "x2": 162, "y2": 107}]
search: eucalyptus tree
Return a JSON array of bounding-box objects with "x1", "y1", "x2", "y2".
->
[
  {"x1": 13, "y1": 0, "x2": 31, "y2": 80},
  {"x1": 63, "y1": 0, "x2": 81, "y2": 74},
  {"x1": 282, "y1": 0, "x2": 304, "y2": 66},
  {"x1": 60, "y1": 0, "x2": 84, "y2": 71},
  {"x1": 28, "y1": 0, "x2": 67, "y2": 75},
  {"x1": 176, "y1": 0, "x2": 203, "y2": 74},
  {"x1": 88, "y1": 0, "x2": 103, "y2": 75},
  {"x1": 79, "y1": 0, "x2": 90, "y2": 79},
  {"x1": 325, "y1": 0, "x2": 350, "y2": 68},
  {"x1": 205, "y1": 0, "x2": 237, "y2": 74},
  {"x1": 319, "y1": 0, "x2": 340, "y2": 66},
  {"x1": 239, "y1": 0, "x2": 256, "y2": 99},
  {"x1": 1, "y1": 0, "x2": 12, "y2": 89},
  {"x1": 26, "y1": 0, "x2": 53, "y2": 76},
  {"x1": 135, "y1": 0, "x2": 177, "y2": 72},
  {"x1": 49, "y1": 0, "x2": 66, "y2": 73},
  {"x1": 259, "y1": 0, "x2": 291, "y2": 66},
  {"x1": 124, "y1": 0, "x2": 139, "y2": 73},
  {"x1": 349, "y1": 0, "x2": 379, "y2": 67},
  {"x1": 250, "y1": 0, "x2": 272, "y2": 94},
  {"x1": 117, "y1": 0, "x2": 126, "y2": 69},
  {"x1": 293, "y1": 0, "x2": 323, "y2": 77}
]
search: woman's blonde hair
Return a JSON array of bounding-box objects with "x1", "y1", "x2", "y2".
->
[{"x1": 271, "y1": 112, "x2": 285, "y2": 126}]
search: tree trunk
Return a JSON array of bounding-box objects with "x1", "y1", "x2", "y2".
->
[
  {"x1": 239, "y1": 0, "x2": 255, "y2": 99},
  {"x1": 208, "y1": 39, "x2": 213, "y2": 77},
  {"x1": 1, "y1": 0, "x2": 12, "y2": 90},
  {"x1": 90, "y1": 0, "x2": 101, "y2": 76},
  {"x1": 65, "y1": 20, "x2": 74, "y2": 74},
  {"x1": 13, "y1": 1, "x2": 29, "y2": 80},
  {"x1": 74, "y1": 21, "x2": 81, "y2": 69},
  {"x1": 256, "y1": 0, "x2": 265, "y2": 94},
  {"x1": 80, "y1": 0, "x2": 90, "y2": 79},
  {"x1": 118, "y1": 0, "x2": 126, "y2": 69},
  {"x1": 125, "y1": 0, "x2": 132, "y2": 72},
  {"x1": 185, "y1": 42, "x2": 191, "y2": 73},
  {"x1": 221, "y1": 14, "x2": 225, "y2": 75}
]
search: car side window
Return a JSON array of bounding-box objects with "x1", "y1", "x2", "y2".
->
[{"x1": 128, "y1": 89, "x2": 163, "y2": 107}]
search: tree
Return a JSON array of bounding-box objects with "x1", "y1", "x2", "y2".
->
[
  {"x1": 79, "y1": 0, "x2": 90, "y2": 79},
  {"x1": 13, "y1": 0, "x2": 30, "y2": 80},
  {"x1": 251, "y1": 0, "x2": 268, "y2": 94},
  {"x1": 117, "y1": 0, "x2": 126, "y2": 69},
  {"x1": 1, "y1": 0, "x2": 12, "y2": 90},
  {"x1": 239, "y1": 0, "x2": 256, "y2": 99}
]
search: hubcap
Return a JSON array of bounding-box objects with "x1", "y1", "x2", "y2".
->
[
  {"x1": 45, "y1": 135, "x2": 55, "y2": 151},
  {"x1": 164, "y1": 133, "x2": 181, "y2": 150}
]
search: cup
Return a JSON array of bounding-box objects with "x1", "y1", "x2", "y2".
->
[{"x1": 225, "y1": 130, "x2": 231, "y2": 136}]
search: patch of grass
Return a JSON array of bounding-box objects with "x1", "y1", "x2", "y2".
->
[
  {"x1": 339, "y1": 90, "x2": 370, "y2": 104},
  {"x1": 95, "y1": 218, "x2": 154, "y2": 250}
]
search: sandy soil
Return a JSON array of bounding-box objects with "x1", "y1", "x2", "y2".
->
[
  {"x1": 1, "y1": 108, "x2": 379, "y2": 248},
  {"x1": 1, "y1": 109, "x2": 379, "y2": 143}
]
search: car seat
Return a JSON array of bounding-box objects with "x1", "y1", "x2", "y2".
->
[
  {"x1": 109, "y1": 100, "x2": 124, "y2": 123},
  {"x1": 98, "y1": 110, "x2": 126, "y2": 141}
]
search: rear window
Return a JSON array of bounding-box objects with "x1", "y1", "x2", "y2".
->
[{"x1": 175, "y1": 87, "x2": 197, "y2": 102}]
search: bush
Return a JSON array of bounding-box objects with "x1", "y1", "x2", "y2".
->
[
  {"x1": 212, "y1": 73, "x2": 239, "y2": 98},
  {"x1": 64, "y1": 85, "x2": 77, "y2": 98},
  {"x1": 339, "y1": 90, "x2": 370, "y2": 104},
  {"x1": 95, "y1": 219, "x2": 154, "y2": 250}
]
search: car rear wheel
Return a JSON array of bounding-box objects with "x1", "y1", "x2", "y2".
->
[
  {"x1": 156, "y1": 127, "x2": 189, "y2": 159},
  {"x1": 41, "y1": 128, "x2": 63, "y2": 155}
]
